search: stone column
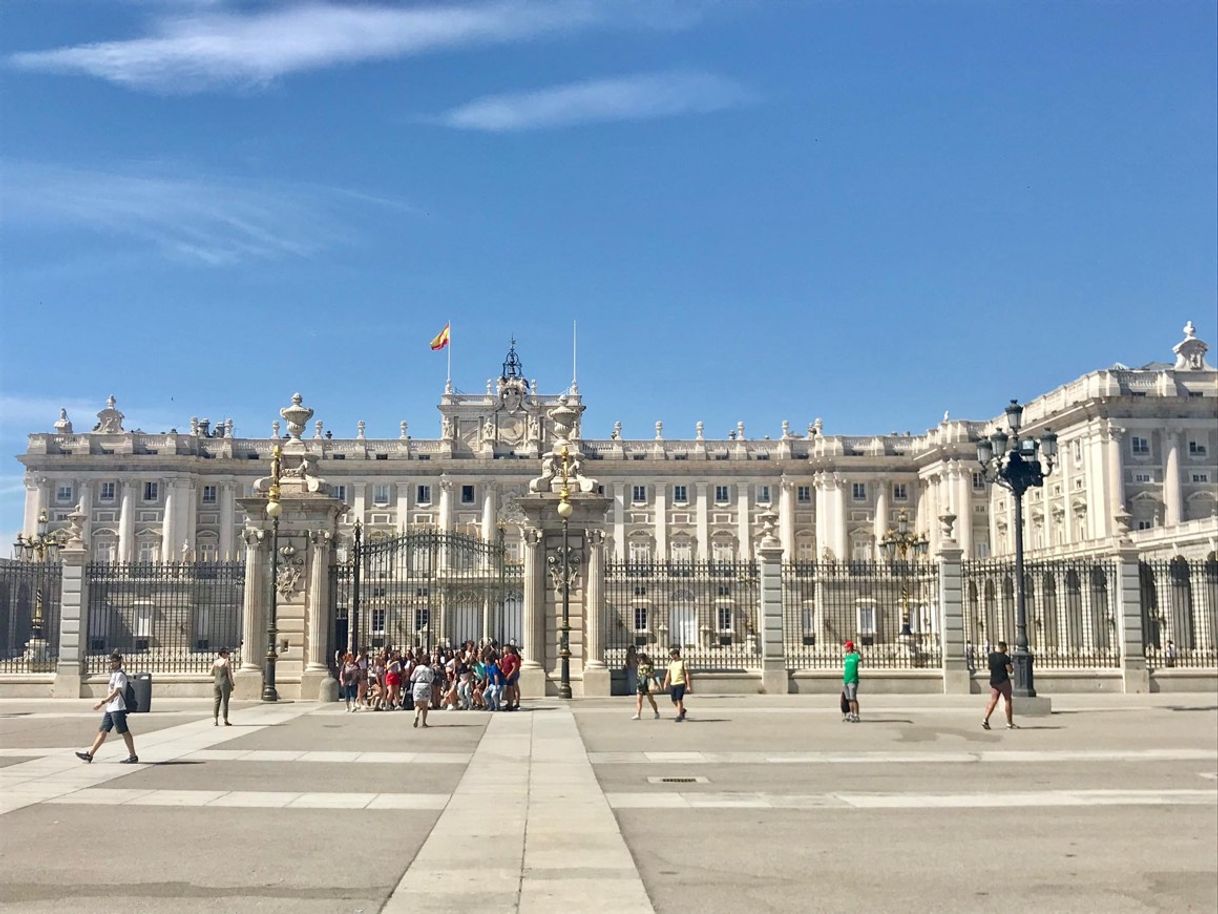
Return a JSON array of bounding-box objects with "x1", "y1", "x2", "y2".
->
[
  {"x1": 814, "y1": 473, "x2": 830, "y2": 558},
  {"x1": 76, "y1": 481, "x2": 93, "y2": 545},
  {"x1": 937, "y1": 536, "x2": 969, "y2": 694},
  {"x1": 832, "y1": 476, "x2": 848, "y2": 561},
  {"x1": 583, "y1": 529, "x2": 610, "y2": 695},
  {"x1": 518, "y1": 527, "x2": 546, "y2": 695},
  {"x1": 219, "y1": 482, "x2": 236, "y2": 560},
  {"x1": 118, "y1": 481, "x2": 136, "y2": 561},
  {"x1": 613, "y1": 482, "x2": 626, "y2": 560},
  {"x1": 695, "y1": 482, "x2": 709, "y2": 560},
  {"x1": 53, "y1": 531, "x2": 89, "y2": 698},
  {"x1": 235, "y1": 528, "x2": 266, "y2": 695},
  {"x1": 757, "y1": 513, "x2": 787, "y2": 694},
  {"x1": 439, "y1": 475, "x2": 454, "y2": 533},
  {"x1": 953, "y1": 464, "x2": 973, "y2": 558},
  {"x1": 1164, "y1": 429, "x2": 1183, "y2": 526},
  {"x1": 654, "y1": 484, "x2": 667, "y2": 561},
  {"x1": 1106, "y1": 424, "x2": 1126, "y2": 529},
  {"x1": 160, "y1": 480, "x2": 177, "y2": 561},
  {"x1": 351, "y1": 481, "x2": 366, "y2": 526},
  {"x1": 1115, "y1": 537, "x2": 1149, "y2": 693},
  {"x1": 873, "y1": 482, "x2": 890, "y2": 558},
  {"x1": 736, "y1": 485, "x2": 751, "y2": 559},
  {"x1": 302, "y1": 528, "x2": 339, "y2": 701},
  {"x1": 181, "y1": 479, "x2": 197, "y2": 557},
  {"x1": 23, "y1": 476, "x2": 46, "y2": 535},
  {"x1": 778, "y1": 478, "x2": 795, "y2": 560},
  {"x1": 480, "y1": 483, "x2": 496, "y2": 542}
]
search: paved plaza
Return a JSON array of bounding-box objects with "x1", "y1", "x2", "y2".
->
[{"x1": 1, "y1": 693, "x2": 1215, "y2": 914}]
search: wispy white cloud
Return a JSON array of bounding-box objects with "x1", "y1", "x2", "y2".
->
[
  {"x1": 0, "y1": 162, "x2": 397, "y2": 266},
  {"x1": 7, "y1": 1, "x2": 657, "y2": 92},
  {"x1": 438, "y1": 70, "x2": 753, "y2": 132}
]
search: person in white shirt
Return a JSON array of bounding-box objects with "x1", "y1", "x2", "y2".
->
[{"x1": 75, "y1": 652, "x2": 138, "y2": 764}]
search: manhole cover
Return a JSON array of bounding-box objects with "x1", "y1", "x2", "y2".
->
[{"x1": 648, "y1": 775, "x2": 709, "y2": 784}]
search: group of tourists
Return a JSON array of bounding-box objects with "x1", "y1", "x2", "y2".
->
[{"x1": 336, "y1": 641, "x2": 522, "y2": 728}]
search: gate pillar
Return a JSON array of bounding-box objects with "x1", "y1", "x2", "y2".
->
[
  {"x1": 237, "y1": 393, "x2": 346, "y2": 701},
  {"x1": 516, "y1": 492, "x2": 612, "y2": 697}
]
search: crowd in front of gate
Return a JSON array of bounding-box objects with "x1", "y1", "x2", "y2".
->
[{"x1": 336, "y1": 641, "x2": 522, "y2": 726}]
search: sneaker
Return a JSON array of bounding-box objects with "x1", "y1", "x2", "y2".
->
[
  {"x1": 653, "y1": 710, "x2": 660, "y2": 720},
  {"x1": 224, "y1": 720, "x2": 232, "y2": 726},
  {"x1": 981, "y1": 720, "x2": 991, "y2": 730},
  {"x1": 74, "y1": 751, "x2": 93, "y2": 763},
  {"x1": 631, "y1": 713, "x2": 640, "y2": 720},
  {"x1": 120, "y1": 756, "x2": 139, "y2": 764},
  {"x1": 1006, "y1": 723, "x2": 1018, "y2": 730}
]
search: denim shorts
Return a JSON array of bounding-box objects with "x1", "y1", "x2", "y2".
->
[
  {"x1": 99, "y1": 710, "x2": 129, "y2": 734},
  {"x1": 670, "y1": 684, "x2": 686, "y2": 703}
]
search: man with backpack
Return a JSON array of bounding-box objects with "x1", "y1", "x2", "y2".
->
[
  {"x1": 842, "y1": 641, "x2": 861, "y2": 723},
  {"x1": 75, "y1": 651, "x2": 139, "y2": 764}
]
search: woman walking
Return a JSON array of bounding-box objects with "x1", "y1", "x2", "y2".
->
[
  {"x1": 211, "y1": 647, "x2": 235, "y2": 726},
  {"x1": 410, "y1": 658, "x2": 435, "y2": 728},
  {"x1": 631, "y1": 651, "x2": 660, "y2": 720}
]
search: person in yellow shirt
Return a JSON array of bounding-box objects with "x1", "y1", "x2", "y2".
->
[{"x1": 662, "y1": 647, "x2": 693, "y2": 722}]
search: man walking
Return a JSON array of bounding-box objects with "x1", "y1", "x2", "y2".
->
[
  {"x1": 982, "y1": 640, "x2": 1017, "y2": 730},
  {"x1": 75, "y1": 652, "x2": 138, "y2": 764},
  {"x1": 843, "y1": 640, "x2": 861, "y2": 722},
  {"x1": 662, "y1": 647, "x2": 692, "y2": 722}
]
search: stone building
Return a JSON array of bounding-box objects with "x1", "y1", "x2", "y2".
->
[{"x1": 16, "y1": 323, "x2": 1218, "y2": 565}]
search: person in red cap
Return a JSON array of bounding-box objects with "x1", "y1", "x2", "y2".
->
[{"x1": 842, "y1": 640, "x2": 862, "y2": 722}]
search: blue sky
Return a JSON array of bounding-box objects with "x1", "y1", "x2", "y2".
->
[{"x1": 1, "y1": 0, "x2": 1215, "y2": 542}]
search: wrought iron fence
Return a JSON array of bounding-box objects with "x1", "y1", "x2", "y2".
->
[
  {"x1": 603, "y1": 561, "x2": 761, "y2": 672},
  {"x1": 0, "y1": 559, "x2": 62, "y2": 673},
  {"x1": 334, "y1": 530, "x2": 520, "y2": 654},
  {"x1": 1139, "y1": 557, "x2": 1218, "y2": 669},
  {"x1": 782, "y1": 561, "x2": 941, "y2": 670},
  {"x1": 85, "y1": 561, "x2": 244, "y2": 673},
  {"x1": 962, "y1": 559, "x2": 1120, "y2": 669}
]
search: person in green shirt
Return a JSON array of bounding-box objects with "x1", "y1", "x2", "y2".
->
[{"x1": 842, "y1": 640, "x2": 861, "y2": 722}]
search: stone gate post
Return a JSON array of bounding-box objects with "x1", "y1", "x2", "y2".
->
[
  {"x1": 52, "y1": 503, "x2": 90, "y2": 698},
  {"x1": 757, "y1": 511, "x2": 788, "y2": 694},
  {"x1": 1114, "y1": 523, "x2": 1149, "y2": 693},
  {"x1": 937, "y1": 515, "x2": 970, "y2": 694}
]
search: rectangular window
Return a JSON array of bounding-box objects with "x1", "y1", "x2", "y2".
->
[
  {"x1": 461, "y1": 484, "x2": 476, "y2": 504},
  {"x1": 416, "y1": 485, "x2": 431, "y2": 505},
  {"x1": 633, "y1": 606, "x2": 648, "y2": 632},
  {"x1": 857, "y1": 604, "x2": 877, "y2": 636},
  {"x1": 673, "y1": 484, "x2": 688, "y2": 504},
  {"x1": 1133, "y1": 473, "x2": 1152, "y2": 483},
  {"x1": 1136, "y1": 519, "x2": 1153, "y2": 531},
  {"x1": 55, "y1": 484, "x2": 74, "y2": 503},
  {"x1": 629, "y1": 541, "x2": 652, "y2": 563},
  {"x1": 758, "y1": 485, "x2": 771, "y2": 504},
  {"x1": 1193, "y1": 473, "x2": 1210, "y2": 483},
  {"x1": 851, "y1": 482, "x2": 866, "y2": 501},
  {"x1": 1073, "y1": 441, "x2": 1083, "y2": 462},
  {"x1": 892, "y1": 483, "x2": 908, "y2": 501},
  {"x1": 198, "y1": 543, "x2": 219, "y2": 561},
  {"x1": 796, "y1": 485, "x2": 811, "y2": 504},
  {"x1": 714, "y1": 485, "x2": 730, "y2": 504},
  {"x1": 201, "y1": 485, "x2": 217, "y2": 504},
  {"x1": 1131, "y1": 436, "x2": 1150, "y2": 455},
  {"x1": 716, "y1": 606, "x2": 732, "y2": 632},
  {"x1": 137, "y1": 541, "x2": 158, "y2": 562},
  {"x1": 632, "y1": 485, "x2": 647, "y2": 504},
  {"x1": 972, "y1": 472, "x2": 986, "y2": 490},
  {"x1": 1189, "y1": 440, "x2": 1208, "y2": 457},
  {"x1": 332, "y1": 484, "x2": 347, "y2": 502},
  {"x1": 371, "y1": 608, "x2": 386, "y2": 634},
  {"x1": 373, "y1": 484, "x2": 391, "y2": 505},
  {"x1": 99, "y1": 482, "x2": 116, "y2": 502},
  {"x1": 143, "y1": 482, "x2": 159, "y2": 502}
]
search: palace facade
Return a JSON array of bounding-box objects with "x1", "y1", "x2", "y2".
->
[{"x1": 16, "y1": 323, "x2": 1218, "y2": 565}]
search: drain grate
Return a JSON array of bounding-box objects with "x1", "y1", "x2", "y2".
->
[{"x1": 648, "y1": 775, "x2": 709, "y2": 785}]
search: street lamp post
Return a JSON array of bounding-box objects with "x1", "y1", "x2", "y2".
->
[
  {"x1": 975, "y1": 399, "x2": 1057, "y2": 698},
  {"x1": 549, "y1": 446, "x2": 576, "y2": 700},
  {"x1": 878, "y1": 511, "x2": 929, "y2": 638},
  {"x1": 263, "y1": 445, "x2": 283, "y2": 702},
  {"x1": 14, "y1": 509, "x2": 59, "y2": 642}
]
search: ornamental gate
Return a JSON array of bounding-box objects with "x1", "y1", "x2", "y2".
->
[{"x1": 330, "y1": 527, "x2": 523, "y2": 656}]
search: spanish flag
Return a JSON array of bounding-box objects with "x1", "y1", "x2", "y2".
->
[{"x1": 429, "y1": 323, "x2": 451, "y2": 351}]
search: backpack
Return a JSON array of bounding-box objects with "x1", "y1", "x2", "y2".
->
[{"x1": 124, "y1": 680, "x2": 140, "y2": 713}]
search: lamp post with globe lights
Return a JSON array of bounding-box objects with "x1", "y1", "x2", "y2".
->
[
  {"x1": 263, "y1": 445, "x2": 282, "y2": 702},
  {"x1": 975, "y1": 399, "x2": 1057, "y2": 697},
  {"x1": 547, "y1": 446, "x2": 579, "y2": 700},
  {"x1": 879, "y1": 511, "x2": 929, "y2": 639}
]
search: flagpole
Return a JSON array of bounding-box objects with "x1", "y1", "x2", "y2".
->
[{"x1": 446, "y1": 320, "x2": 452, "y2": 391}]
